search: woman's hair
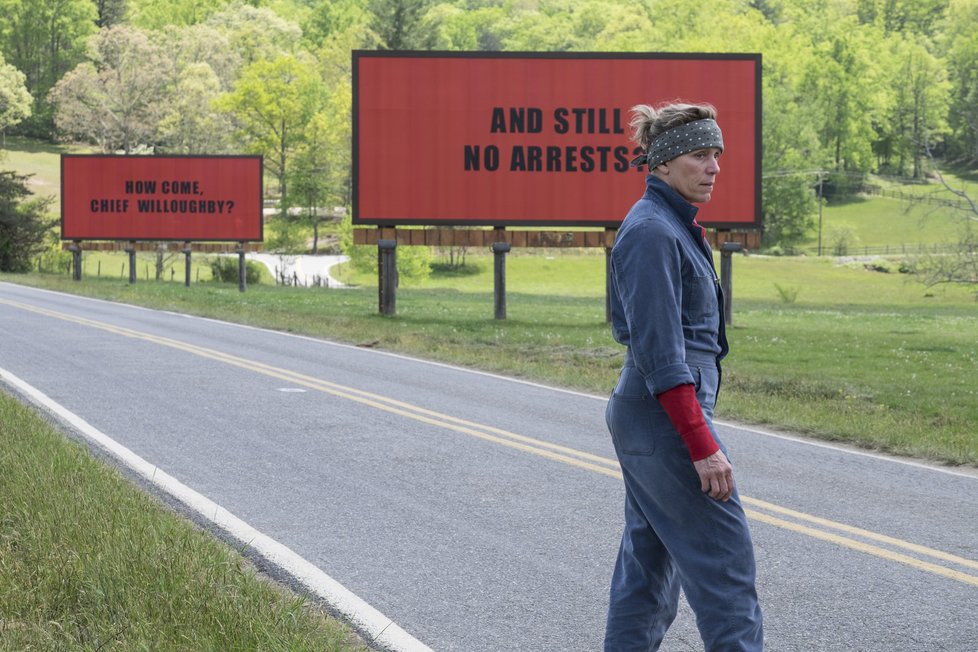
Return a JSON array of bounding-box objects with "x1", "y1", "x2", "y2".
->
[{"x1": 629, "y1": 102, "x2": 718, "y2": 151}]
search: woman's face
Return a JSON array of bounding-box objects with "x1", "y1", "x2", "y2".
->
[{"x1": 655, "y1": 147, "x2": 722, "y2": 204}]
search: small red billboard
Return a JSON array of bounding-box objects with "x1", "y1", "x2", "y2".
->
[
  {"x1": 61, "y1": 155, "x2": 263, "y2": 241},
  {"x1": 353, "y1": 51, "x2": 761, "y2": 229}
]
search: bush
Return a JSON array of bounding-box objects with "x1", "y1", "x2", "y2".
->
[
  {"x1": 208, "y1": 257, "x2": 264, "y2": 285},
  {"x1": 0, "y1": 171, "x2": 54, "y2": 272}
]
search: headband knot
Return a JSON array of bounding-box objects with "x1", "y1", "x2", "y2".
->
[{"x1": 630, "y1": 118, "x2": 724, "y2": 169}]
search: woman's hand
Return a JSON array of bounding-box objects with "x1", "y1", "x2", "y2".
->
[{"x1": 693, "y1": 450, "x2": 735, "y2": 501}]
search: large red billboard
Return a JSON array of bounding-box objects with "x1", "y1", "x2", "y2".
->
[
  {"x1": 61, "y1": 155, "x2": 263, "y2": 241},
  {"x1": 353, "y1": 52, "x2": 761, "y2": 229}
]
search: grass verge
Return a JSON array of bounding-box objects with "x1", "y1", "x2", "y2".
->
[{"x1": 0, "y1": 390, "x2": 369, "y2": 651}]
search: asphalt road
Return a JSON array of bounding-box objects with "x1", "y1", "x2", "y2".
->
[{"x1": 1, "y1": 281, "x2": 976, "y2": 651}]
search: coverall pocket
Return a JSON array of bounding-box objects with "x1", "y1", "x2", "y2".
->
[
  {"x1": 681, "y1": 274, "x2": 717, "y2": 323},
  {"x1": 607, "y1": 396, "x2": 658, "y2": 456}
]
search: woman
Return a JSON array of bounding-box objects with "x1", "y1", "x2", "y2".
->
[{"x1": 604, "y1": 102, "x2": 763, "y2": 651}]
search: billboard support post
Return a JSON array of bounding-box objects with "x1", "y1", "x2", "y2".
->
[
  {"x1": 492, "y1": 241, "x2": 511, "y2": 320},
  {"x1": 720, "y1": 240, "x2": 743, "y2": 326},
  {"x1": 378, "y1": 239, "x2": 397, "y2": 315},
  {"x1": 126, "y1": 242, "x2": 136, "y2": 284},
  {"x1": 69, "y1": 241, "x2": 82, "y2": 281},
  {"x1": 237, "y1": 242, "x2": 246, "y2": 293},
  {"x1": 605, "y1": 229, "x2": 617, "y2": 323},
  {"x1": 182, "y1": 242, "x2": 192, "y2": 287}
]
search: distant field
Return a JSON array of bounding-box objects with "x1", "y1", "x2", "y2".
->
[{"x1": 1, "y1": 137, "x2": 89, "y2": 213}]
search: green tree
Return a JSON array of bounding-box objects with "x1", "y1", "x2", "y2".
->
[
  {"x1": 216, "y1": 54, "x2": 325, "y2": 216},
  {"x1": 48, "y1": 25, "x2": 173, "y2": 153},
  {"x1": 159, "y1": 23, "x2": 242, "y2": 91},
  {"x1": 205, "y1": 3, "x2": 303, "y2": 65},
  {"x1": 0, "y1": 0, "x2": 98, "y2": 137},
  {"x1": 368, "y1": 0, "x2": 439, "y2": 49},
  {"x1": 303, "y1": 0, "x2": 370, "y2": 47},
  {"x1": 0, "y1": 170, "x2": 54, "y2": 272},
  {"x1": 0, "y1": 54, "x2": 33, "y2": 144},
  {"x1": 856, "y1": 0, "x2": 949, "y2": 35},
  {"x1": 291, "y1": 93, "x2": 353, "y2": 254},
  {"x1": 95, "y1": 0, "x2": 127, "y2": 28},
  {"x1": 885, "y1": 35, "x2": 951, "y2": 177},
  {"x1": 943, "y1": 0, "x2": 978, "y2": 163},
  {"x1": 128, "y1": 0, "x2": 225, "y2": 29},
  {"x1": 157, "y1": 62, "x2": 232, "y2": 154}
]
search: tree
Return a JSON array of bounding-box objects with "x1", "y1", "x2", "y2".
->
[
  {"x1": 216, "y1": 54, "x2": 325, "y2": 217},
  {"x1": 368, "y1": 0, "x2": 439, "y2": 49},
  {"x1": 158, "y1": 23, "x2": 242, "y2": 91},
  {"x1": 0, "y1": 170, "x2": 54, "y2": 272},
  {"x1": 205, "y1": 4, "x2": 303, "y2": 65},
  {"x1": 95, "y1": 0, "x2": 127, "y2": 28},
  {"x1": 0, "y1": 54, "x2": 33, "y2": 145},
  {"x1": 127, "y1": 0, "x2": 224, "y2": 29},
  {"x1": 885, "y1": 36, "x2": 951, "y2": 177},
  {"x1": 0, "y1": 0, "x2": 98, "y2": 137},
  {"x1": 303, "y1": 0, "x2": 371, "y2": 48},
  {"x1": 943, "y1": 0, "x2": 978, "y2": 163},
  {"x1": 856, "y1": 0, "x2": 949, "y2": 35},
  {"x1": 48, "y1": 25, "x2": 174, "y2": 153},
  {"x1": 157, "y1": 62, "x2": 232, "y2": 154}
]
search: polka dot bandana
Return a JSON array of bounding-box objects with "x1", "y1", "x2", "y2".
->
[{"x1": 630, "y1": 118, "x2": 724, "y2": 169}]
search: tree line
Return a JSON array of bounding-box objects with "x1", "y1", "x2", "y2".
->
[{"x1": 1, "y1": 0, "x2": 976, "y2": 253}]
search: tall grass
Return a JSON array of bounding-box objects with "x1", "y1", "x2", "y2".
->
[{"x1": 0, "y1": 391, "x2": 369, "y2": 650}]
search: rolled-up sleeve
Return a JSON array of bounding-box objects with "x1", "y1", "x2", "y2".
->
[{"x1": 611, "y1": 219, "x2": 693, "y2": 396}]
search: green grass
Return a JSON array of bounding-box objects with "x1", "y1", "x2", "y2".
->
[
  {"x1": 0, "y1": 391, "x2": 368, "y2": 651},
  {"x1": 0, "y1": 136, "x2": 90, "y2": 214}
]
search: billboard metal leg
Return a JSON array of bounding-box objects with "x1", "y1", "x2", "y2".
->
[
  {"x1": 127, "y1": 242, "x2": 137, "y2": 284},
  {"x1": 719, "y1": 241, "x2": 743, "y2": 326},
  {"x1": 70, "y1": 241, "x2": 82, "y2": 281},
  {"x1": 183, "y1": 242, "x2": 192, "y2": 287},
  {"x1": 492, "y1": 242, "x2": 511, "y2": 320},
  {"x1": 378, "y1": 239, "x2": 397, "y2": 315},
  {"x1": 237, "y1": 242, "x2": 246, "y2": 292}
]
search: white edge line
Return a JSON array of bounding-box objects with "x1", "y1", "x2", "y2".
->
[
  {"x1": 0, "y1": 365, "x2": 433, "y2": 652},
  {"x1": 5, "y1": 281, "x2": 976, "y2": 480}
]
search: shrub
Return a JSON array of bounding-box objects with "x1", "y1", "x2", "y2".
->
[{"x1": 208, "y1": 257, "x2": 264, "y2": 285}]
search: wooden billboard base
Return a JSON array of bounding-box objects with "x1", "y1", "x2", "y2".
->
[
  {"x1": 62, "y1": 241, "x2": 263, "y2": 253},
  {"x1": 352, "y1": 227, "x2": 761, "y2": 250}
]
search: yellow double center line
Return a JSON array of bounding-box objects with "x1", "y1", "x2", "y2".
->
[{"x1": 4, "y1": 297, "x2": 978, "y2": 588}]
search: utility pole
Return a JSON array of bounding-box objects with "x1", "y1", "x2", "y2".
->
[{"x1": 817, "y1": 171, "x2": 825, "y2": 256}]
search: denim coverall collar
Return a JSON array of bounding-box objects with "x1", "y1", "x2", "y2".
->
[{"x1": 645, "y1": 175, "x2": 708, "y2": 255}]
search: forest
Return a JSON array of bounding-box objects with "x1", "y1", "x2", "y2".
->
[{"x1": 1, "y1": 0, "x2": 976, "y2": 251}]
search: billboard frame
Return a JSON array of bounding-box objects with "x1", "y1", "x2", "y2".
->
[
  {"x1": 60, "y1": 154, "x2": 264, "y2": 243},
  {"x1": 352, "y1": 50, "x2": 762, "y2": 230}
]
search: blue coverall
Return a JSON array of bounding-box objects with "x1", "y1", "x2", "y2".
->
[{"x1": 604, "y1": 174, "x2": 763, "y2": 651}]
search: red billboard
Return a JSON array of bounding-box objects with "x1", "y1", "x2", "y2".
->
[
  {"x1": 61, "y1": 155, "x2": 263, "y2": 241},
  {"x1": 353, "y1": 52, "x2": 761, "y2": 229}
]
